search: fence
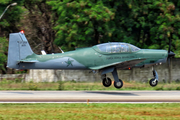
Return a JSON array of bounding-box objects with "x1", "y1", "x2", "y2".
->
[{"x1": 1, "y1": 58, "x2": 180, "y2": 83}]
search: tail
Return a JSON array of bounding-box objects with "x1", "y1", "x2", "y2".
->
[{"x1": 7, "y1": 32, "x2": 34, "y2": 69}]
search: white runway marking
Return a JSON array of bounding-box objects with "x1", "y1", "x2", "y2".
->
[{"x1": 0, "y1": 91, "x2": 180, "y2": 103}]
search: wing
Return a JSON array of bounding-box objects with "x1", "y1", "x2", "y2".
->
[{"x1": 89, "y1": 59, "x2": 145, "y2": 70}]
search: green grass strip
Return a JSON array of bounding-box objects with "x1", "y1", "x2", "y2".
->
[
  {"x1": 0, "y1": 81, "x2": 180, "y2": 91},
  {"x1": 0, "y1": 103, "x2": 179, "y2": 120}
]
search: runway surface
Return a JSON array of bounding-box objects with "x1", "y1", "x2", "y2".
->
[{"x1": 0, "y1": 91, "x2": 180, "y2": 103}]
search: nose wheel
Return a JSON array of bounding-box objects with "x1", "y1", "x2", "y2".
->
[
  {"x1": 114, "y1": 79, "x2": 123, "y2": 89},
  {"x1": 149, "y1": 78, "x2": 158, "y2": 87},
  {"x1": 102, "y1": 77, "x2": 112, "y2": 87}
]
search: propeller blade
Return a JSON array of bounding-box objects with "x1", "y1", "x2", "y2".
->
[
  {"x1": 167, "y1": 51, "x2": 175, "y2": 66},
  {"x1": 167, "y1": 35, "x2": 175, "y2": 65},
  {"x1": 168, "y1": 57, "x2": 170, "y2": 66},
  {"x1": 168, "y1": 39, "x2": 171, "y2": 53}
]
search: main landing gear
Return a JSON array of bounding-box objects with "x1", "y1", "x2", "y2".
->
[
  {"x1": 149, "y1": 68, "x2": 158, "y2": 87},
  {"x1": 101, "y1": 67, "x2": 159, "y2": 89},
  {"x1": 101, "y1": 75, "x2": 112, "y2": 87},
  {"x1": 101, "y1": 68, "x2": 123, "y2": 89}
]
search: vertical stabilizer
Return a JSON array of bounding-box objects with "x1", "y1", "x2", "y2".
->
[{"x1": 7, "y1": 32, "x2": 34, "y2": 69}]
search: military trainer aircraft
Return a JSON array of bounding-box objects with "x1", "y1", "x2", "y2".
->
[{"x1": 7, "y1": 31, "x2": 175, "y2": 89}]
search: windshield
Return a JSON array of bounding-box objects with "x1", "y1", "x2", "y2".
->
[{"x1": 130, "y1": 44, "x2": 141, "y2": 52}]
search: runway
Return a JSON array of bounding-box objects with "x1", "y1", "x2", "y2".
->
[{"x1": 0, "y1": 91, "x2": 179, "y2": 103}]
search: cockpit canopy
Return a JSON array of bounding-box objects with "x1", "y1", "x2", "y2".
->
[{"x1": 95, "y1": 42, "x2": 140, "y2": 53}]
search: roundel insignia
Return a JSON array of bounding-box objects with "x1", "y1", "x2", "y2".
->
[{"x1": 65, "y1": 58, "x2": 74, "y2": 67}]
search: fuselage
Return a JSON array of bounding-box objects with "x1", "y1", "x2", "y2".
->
[{"x1": 18, "y1": 45, "x2": 168, "y2": 70}]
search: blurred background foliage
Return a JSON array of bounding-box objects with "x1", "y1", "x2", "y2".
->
[{"x1": 0, "y1": 0, "x2": 180, "y2": 73}]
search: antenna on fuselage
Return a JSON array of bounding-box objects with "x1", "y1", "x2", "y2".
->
[
  {"x1": 58, "y1": 47, "x2": 64, "y2": 53},
  {"x1": 41, "y1": 50, "x2": 46, "y2": 55}
]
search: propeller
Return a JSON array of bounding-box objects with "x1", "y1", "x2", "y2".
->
[
  {"x1": 167, "y1": 36, "x2": 175, "y2": 84},
  {"x1": 167, "y1": 37, "x2": 175, "y2": 65}
]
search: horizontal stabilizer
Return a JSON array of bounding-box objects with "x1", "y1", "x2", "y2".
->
[{"x1": 18, "y1": 59, "x2": 39, "y2": 63}]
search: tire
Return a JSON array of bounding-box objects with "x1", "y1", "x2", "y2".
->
[
  {"x1": 114, "y1": 79, "x2": 123, "y2": 89},
  {"x1": 149, "y1": 78, "x2": 158, "y2": 87},
  {"x1": 102, "y1": 77, "x2": 112, "y2": 87}
]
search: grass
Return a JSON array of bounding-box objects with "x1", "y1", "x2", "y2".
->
[
  {"x1": 0, "y1": 103, "x2": 179, "y2": 119},
  {"x1": 0, "y1": 79, "x2": 180, "y2": 90}
]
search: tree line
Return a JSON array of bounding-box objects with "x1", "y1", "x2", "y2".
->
[{"x1": 0, "y1": 0, "x2": 180, "y2": 73}]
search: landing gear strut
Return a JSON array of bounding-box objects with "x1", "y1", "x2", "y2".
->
[
  {"x1": 112, "y1": 68, "x2": 123, "y2": 89},
  {"x1": 149, "y1": 68, "x2": 158, "y2": 87}
]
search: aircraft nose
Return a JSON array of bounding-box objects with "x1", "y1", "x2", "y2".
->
[{"x1": 168, "y1": 51, "x2": 175, "y2": 58}]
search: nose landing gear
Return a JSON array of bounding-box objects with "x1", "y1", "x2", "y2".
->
[{"x1": 149, "y1": 69, "x2": 158, "y2": 87}]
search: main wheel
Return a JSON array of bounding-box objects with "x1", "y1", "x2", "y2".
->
[
  {"x1": 149, "y1": 78, "x2": 158, "y2": 87},
  {"x1": 114, "y1": 79, "x2": 123, "y2": 89},
  {"x1": 102, "y1": 77, "x2": 112, "y2": 87}
]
